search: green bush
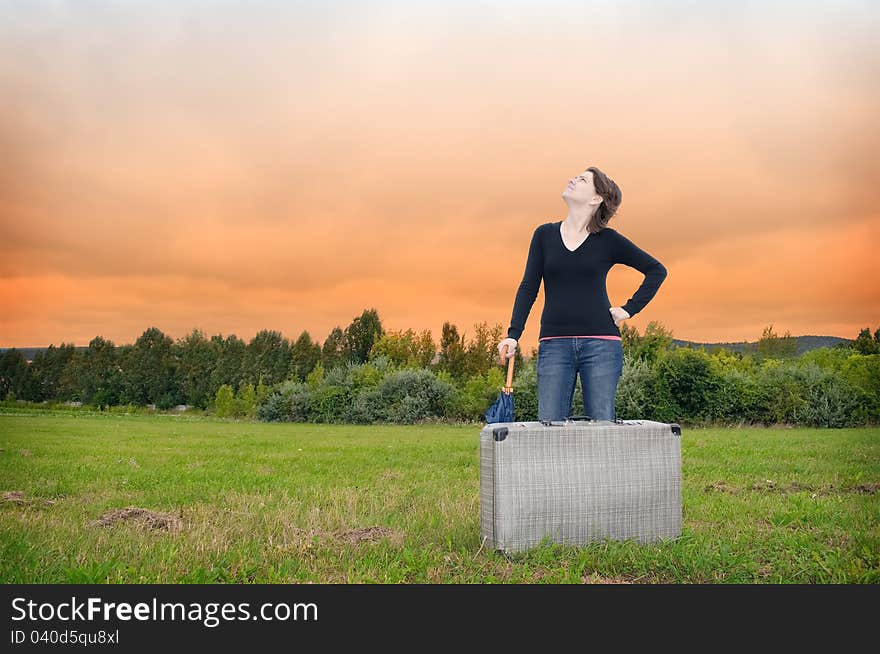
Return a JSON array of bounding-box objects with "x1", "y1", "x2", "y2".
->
[
  {"x1": 651, "y1": 348, "x2": 721, "y2": 424},
  {"x1": 458, "y1": 368, "x2": 506, "y2": 420},
  {"x1": 351, "y1": 355, "x2": 393, "y2": 391},
  {"x1": 310, "y1": 363, "x2": 357, "y2": 422},
  {"x1": 360, "y1": 368, "x2": 455, "y2": 424},
  {"x1": 789, "y1": 362, "x2": 867, "y2": 428},
  {"x1": 755, "y1": 360, "x2": 806, "y2": 425},
  {"x1": 347, "y1": 387, "x2": 384, "y2": 423},
  {"x1": 310, "y1": 385, "x2": 351, "y2": 423},
  {"x1": 256, "y1": 392, "x2": 289, "y2": 422},
  {"x1": 305, "y1": 363, "x2": 324, "y2": 389},
  {"x1": 840, "y1": 353, "x2": 880, "y2": 422},
  {"x1": 705, "y1": 367, "x2": 767, "y2": 425},
  {"x1": 91, "y1": 387, "x2": 120, "y2": 410},
  {"x1": 236, "y1": 383, "x2": 256, "y2": 418},
  {"x1": 214, "y1": 384, "x2": 234, "y2": 418},
  {"x1": 798, "y1": 346, "x2": 857, "y2": 370},
  {"x1": 157, "y1": 391, "x2": 177, "y2": 410},
  {"x1": 615, "y1": 357, "x2": 654, "y2": 420},
  {"x1": 257, "y1": 381, "x2": 311, "y2": 422},
  {"x1": 511, "y1": 359, "x2": 539, "y2": 421},
  {"x1": 255, "y1": 375, "x2": 271, "y2": 407}
]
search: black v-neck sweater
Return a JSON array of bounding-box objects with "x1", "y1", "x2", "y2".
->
[{"x1": 506, "y1": 221, "x2": 668, "y2": 341}]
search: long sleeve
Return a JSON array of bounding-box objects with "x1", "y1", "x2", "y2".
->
[
  {"x1": 613, "y1": 230, "x2": 667, "y2": 318},
  {"x1": 507, "y1": 226, "x2": 544, "y2": 340}
]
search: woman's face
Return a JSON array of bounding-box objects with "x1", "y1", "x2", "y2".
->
[{"x1": 562, "y1": 170, "x2": 597, "y2": 203}]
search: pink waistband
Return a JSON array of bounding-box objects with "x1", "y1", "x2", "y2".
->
[{"x1": 539, "y1": 335, "x2": 622, "y2": 341}]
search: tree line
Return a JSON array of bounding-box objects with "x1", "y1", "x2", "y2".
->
[
  {"x1": 0, "y1": 308, "x2": 516, "y2": 408},
  {"x1": 1, "y1": 312, "x2": 878, "y2": 427}
]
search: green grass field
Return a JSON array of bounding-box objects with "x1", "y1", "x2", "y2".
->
[{"x1": 1, "y1": 409, "x2": 878, "y2": 583}]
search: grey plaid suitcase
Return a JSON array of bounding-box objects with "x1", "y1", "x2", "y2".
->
[{"x1": 480, "y1": 416, "x2": 682, "y2": 553}]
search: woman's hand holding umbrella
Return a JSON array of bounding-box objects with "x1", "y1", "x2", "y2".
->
[{"x1": 484, "y1": 339, "x2": 518, "y2": 424}]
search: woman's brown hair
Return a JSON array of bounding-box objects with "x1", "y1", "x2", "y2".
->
[{"x1": 586, "y1": 166, "x2": 622, "y2": 233}]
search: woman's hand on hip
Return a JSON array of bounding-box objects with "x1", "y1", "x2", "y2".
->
[{"x1": 609, "y1": 307, "x2": 631, "y2": 327}]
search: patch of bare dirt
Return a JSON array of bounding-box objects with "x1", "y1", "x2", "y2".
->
[
  {"x1": 378, "y1": 470, "x2": 401, "y2": 481},
  {"x1": 19, "y1": 449, "x2": 32, "y2": 457},
  {"x1": 3, "y1": 490, "x2": 58, "y2": 507},
  {"x1": 750, "y1": 479, "x2": 782, "y2": 492},
  {"x1": 705, "y1": 481, "x2": 738, "y2": 494},
  {"x1": 749, "y1": 479, "x2": 816, "y2": 493},
  {"x1": 94, "y1": 507, "x2": 183, "y2": 533},
  {"x1": 707, "y1": 479, "x2": 836, "y2": 495},
  {"x1": 286, "y1": 524, "x2": 404, "y2": 547},
  {"x1": 334, "y1": 526, "x2": 396, "y2": 545},
  {"x1": 749, "y1": 480, "x2": 879, "y2": 496}
]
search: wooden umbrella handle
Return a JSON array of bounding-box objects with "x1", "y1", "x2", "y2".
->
[{"x1": 500, "y1": 343, "x2": 515, "y2": 394}]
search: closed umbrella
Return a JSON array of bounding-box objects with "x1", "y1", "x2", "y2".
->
[{"x1": 484, "y1": 343, "x2": 516, "y2": 424}]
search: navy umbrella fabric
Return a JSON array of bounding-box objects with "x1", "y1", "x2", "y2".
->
[{"x1": 484, "y1": 343, "x2": 516, "y2": 424}]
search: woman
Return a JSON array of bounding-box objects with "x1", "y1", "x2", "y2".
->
[{"x1": 496, "y1": 166, "x2": 667, "y2": 422}]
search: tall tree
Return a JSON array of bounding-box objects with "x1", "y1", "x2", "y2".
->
[
  {"x1": 754, "y1": 324, "x2": 797, "y2": 359},
  {"x1": 119, "y1": 327, "x2": 178, "y2": 406},
  {"x1": 29, "y1": 342, "x2": 77, "y2": 401},
  {"x1": 0, "y1": 348, "x2": 35, "y2": 400},
  {"x1": 464, "y1": 321, "x2": 503, "y2": 377},
  {"x1": 244, "y1": 329, "x2": 292, "y2": 387},
  {"x1": 854, "y1": 326, "x2": 880, "y2": 355},
  {"x1": 415, "y1": 329, "x2": 437, "y2": 368},
  {"x1": 621, "y1": 321, "x2": 674, "y2": 365},
  {"x1": 79, "y1": 336, "x2": 121, "y2": 407},
  {"x1": 321, "y1": 326, "x2": 348, "y2": 370},
  {"x1": 290, "y1": 330, "x2": 322, "y2": 382},
  {"x1": 370, "y1": 328, "x2": 434, "y2": 368},
  {"x1": 174, "y1": 329, "x2": 216, "y2": 408},
  {"x1": 344, "y1": 308, "x2": 384, "y2": 364},
  {"x1": 437, "y1": 322, "x2": 468, "y2": 379},
  {"x1": 209, "y1": 334, "x2": 247, "y2": 394}
]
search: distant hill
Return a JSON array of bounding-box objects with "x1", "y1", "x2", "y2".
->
[{"x1": 1, "y1": 335, "x2": 855, "y2": 364}]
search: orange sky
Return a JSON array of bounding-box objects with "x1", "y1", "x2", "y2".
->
[{"x1": 2, "y1": 2, "x2": 879, "y2": 352}]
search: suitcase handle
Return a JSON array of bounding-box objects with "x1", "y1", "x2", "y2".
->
[
  {"x1": 540, "y1": 416, "x2": 625, "y2": 426},
  {"x1": 570, "y1": 415, "x2": 624, "y2": 424}
]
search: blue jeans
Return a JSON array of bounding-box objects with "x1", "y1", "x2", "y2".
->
[{"x1": 536, "y1": 337, "x2": 624, "y2": 422}]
